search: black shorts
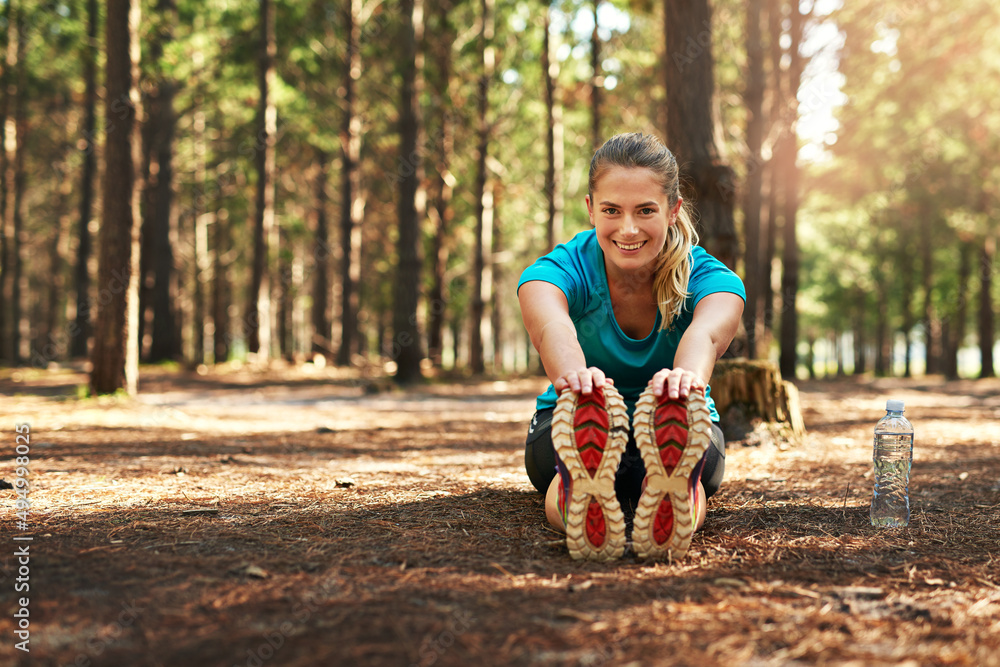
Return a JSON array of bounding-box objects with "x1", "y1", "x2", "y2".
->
[{"x1": 523, "y1": 407, "x2": 726, "y2": 514}]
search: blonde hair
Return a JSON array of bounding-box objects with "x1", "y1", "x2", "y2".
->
[{"x1": 588, "y1": 133, "x2": 698, "y2": 331}]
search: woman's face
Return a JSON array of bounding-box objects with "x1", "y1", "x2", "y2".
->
[{"x1": 586, "y1": 166, "x2": 681, "y2": 281}]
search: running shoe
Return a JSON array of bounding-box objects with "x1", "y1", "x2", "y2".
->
[
  {"x1": 551, "y1": 384, "x2": 628, "y2": 561},
  {"x1": 631, "y1": 385, "x2": 712, "y2": 560}
]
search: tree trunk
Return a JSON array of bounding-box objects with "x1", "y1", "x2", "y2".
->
[
  {"x1": 920, "y1": 213, "x2": 936, "y2": 375},
  {"x1": 292, "y1": 241, "x2": 305, "y2": 359},
  {"x1": 8, "y1": 23, "x2": 26, "y2": 365},
  {"x1": 337, "y1": 0, "x2": 363, "y2": 366},
  {"x1": 1, "y1": 1, "x2": 25, "y2": 364},
  {"x1": 137, "y1": 112, "x2": 153, "y2": 359},
  {"x1": 835, "y1": 332, "x2": 844, "y2": 376},
  {"x1": 875, "y1": 260, "x2": 890, "y2": 376},
  {"x1": 945, "y1": 240, "x2": 972, "y2": 379},
  {"x1": 711, "y1": 359, "x2": 806, "y2": 439},
  {"x1": 869, "y1": 218, "x2": 888, "y2": 375},
  {"x1": 664, "y1": 0, "x2": 738, "y2": 269},
  {"x1": 0, "y1": 3, "x2": 8, "y2": 364},
  {"x1": 134, "y1": 0, "x2": 179, "y2": 363},
  {"x1": 71, "y1": 0, "x2": 99, "y2": 358},
  {"x1": 427, "y1": 1, "x2": 455, "y2": 368},
  {"x1": 543, "y1": 5, "x2": 564, "y2": 252},
  {"x1": 377, "y1": 306, "x2": 388, "y2": 362},
  {"x1": 189, "y1": 9, "x2": 210, "y2": 366},
  {"x1": 742, "y1": 0, "x2": 765, "y2": 359},
  {"x1": 123, "y1": 0, "x2": 143, "y2": 395},
  {"x1": 192, "y1": 96, "x2": 210, "y2": 365},
  {"x1": 212, "y1": 202, "x2": 230, "y2": 364},
  {"x1": 941, "y1": 317, "x2": 952, "y2": 379},
  {"x1": 762, "y1": 0, "x2": 783, "y2": 342},
  {"x1": 777, "y1": 0, "x2": 803, "y2": 380},
  {"x1": 591, "y1": 0, "x2": 601, "y2": 151},
  {"x1": 393, "y1": 0, "x2": 426, "y2": 383},
  {"x1": 852, "y1": 290, "x2": 866, "y2": 374},
  {"x1": 491, "y1": 183, "x2": 502, "y2": 372},
  {"x1": 43, "y1": 155, "x2": 73, "y2": 361},
  {"x1": 450, "y1": 316, "x2": 461, "y2": 370},
  {"x1": 979, "y1": 235, "x2": 995, "y2": 378},
  {"x1": 469, "y1": 0, "x2": 494, "y2": 376},
  {"x1": 148, "y1": 78, "x2": 178, "y2": 362},
  {"x1": 311, "y1": 148, "x2": 331, "y2": 359},
  {"x1": 805, "y1": 335, "x2": 815, "y2": 379},
  {"x1": 762, "y1": 158, "x2": 778, "y2": 343},
  {"x1": 247, "y1": 0, "x2": 276, "y2": 362},
  {"x1": 277, "y1": 227, "x2": 292, "y2": 360},
  {"x1": 900, "y1": 232, "x2": 915, "y2": 377},
  {"x1": 91, "y1": 0, "x2": 141, "y2": 394},
  {"x1": 426, "y1": 151, "x2": 451, "y2": 366}
]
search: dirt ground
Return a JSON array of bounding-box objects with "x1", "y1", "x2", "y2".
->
[{"x1": 1, "y1": 365, "x2": 999, "y2": 667}]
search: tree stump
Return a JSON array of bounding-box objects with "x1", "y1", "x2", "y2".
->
[{"x1": 711, "y1": 358, "x2": 806, "y2": 443}]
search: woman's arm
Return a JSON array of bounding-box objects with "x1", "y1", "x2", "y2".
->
[
  {"x1": 650, "y1": 292, "x2": 745, "y2": 399},
  {"x1": 518, "y1": 280, "x2": 610, "y2": 395}
]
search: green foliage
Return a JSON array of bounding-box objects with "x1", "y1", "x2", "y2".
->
[
  {"x1": 798, "y1": 0, "x2": 1000, "y2": 374},
  {"x1": 10, "y1": 0, "x2": 997, "y2": 375}
]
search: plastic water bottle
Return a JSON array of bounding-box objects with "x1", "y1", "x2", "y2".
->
[{"x1": 870, "y1": 399, "x2": 914, "y2": 528}]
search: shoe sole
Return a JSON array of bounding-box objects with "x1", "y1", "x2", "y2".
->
[
  {"x1": 551, "y1": 384, "x2": 628, "y2": 561},
  {"x1": 632, "y1": 385, "x2": 712, "y2": 561}
]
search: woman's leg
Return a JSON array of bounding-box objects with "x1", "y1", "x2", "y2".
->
[
  {"x1": 523, "y1": 408, "x2": 557, "y2": 493},
  {"x1": 525, "y1": 408, "x2": 569, "y2": 531},
  {"x1": 701, "y1": 423, "x2": 726, "y2": 498},
  {"x1": 694, "y1": 481, "x2": 707, "y2": 530},
  {"x1": 545, "y1": 475, "x2": 564, "y2": 530},
  {"x1": 691, "y1": 424, "x2": 724, "y2": 532}
]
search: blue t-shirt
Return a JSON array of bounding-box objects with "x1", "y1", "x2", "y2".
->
[{"x1": 517, "y1": 229, "x2": 746, "y2": 420}]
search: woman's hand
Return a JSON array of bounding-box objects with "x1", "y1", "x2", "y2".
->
[
  {"x1": 648, "y1": 367, "x2": 705, "y2": 400},
  {"x1": 554, "y1": 367, "x2": 614, "y2": 395}
]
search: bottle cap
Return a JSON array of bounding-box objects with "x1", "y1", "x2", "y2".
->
[{"x1": 886, "y1": 399, "x2": 904, "y2": 412}]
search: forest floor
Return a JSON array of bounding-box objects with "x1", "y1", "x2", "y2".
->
[{"x1": 1, "y1": 364, "x2": 1000, "y2": 667}]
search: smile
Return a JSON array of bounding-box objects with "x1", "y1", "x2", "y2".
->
[{"x1": 614, "y1": 240, "x2": 646, "y2": 251}]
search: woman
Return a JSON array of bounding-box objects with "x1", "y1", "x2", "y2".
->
[{"x1": 518, "y1": 133, "x2": 745, "y2": 561}]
